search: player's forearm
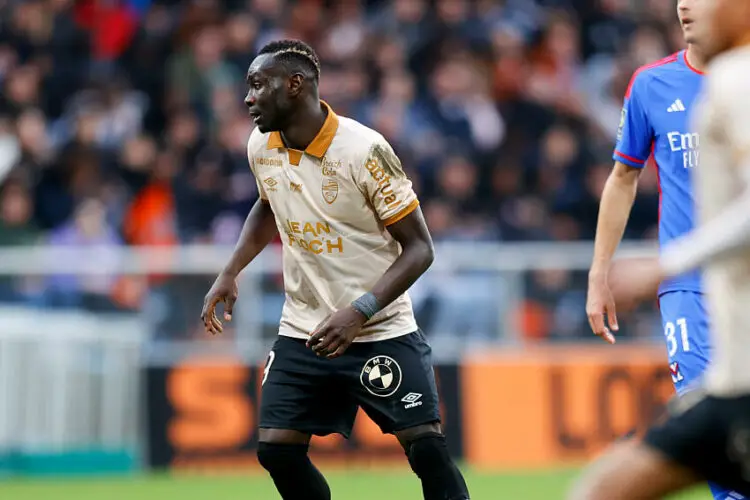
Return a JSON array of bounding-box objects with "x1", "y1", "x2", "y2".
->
[
  {"x1": 221, "y1": 200, "x2": 277, "y2": 277},
  {"x1": 590, "y1": 168, "x2": 639, "y2": 276},
  {"x1": 661, "y1": 192, "x2": 750, "y2": 277},
  {"x1": 369, "y1": 240, "x2": 434, "y2": 311}
]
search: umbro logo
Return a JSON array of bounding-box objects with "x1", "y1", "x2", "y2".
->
[
  {"x1": 263, "y1": 178, "x2": 278, "y2": 192},
  {"x1": 667, "y1": 99, "x2": 686, "y2": 113},
  {"x1": 401, "y1": 392, "x2": 423, "y2": 409}
]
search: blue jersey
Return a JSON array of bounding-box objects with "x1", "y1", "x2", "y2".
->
[{"x1": 613, "y1": 50, "x2": 704, "y2": 296}]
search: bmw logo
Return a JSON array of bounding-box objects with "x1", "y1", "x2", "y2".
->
[{"x1": 360, "y1": 355, "x2": 402, "y2": 397}]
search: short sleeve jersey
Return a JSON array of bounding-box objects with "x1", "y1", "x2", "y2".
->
[
  {"x1": 614, "y1": 50, "x2": 704, "y2": 296},
  {"x1": 247, "y1": 102, "x2": 420, "y2": 342}
]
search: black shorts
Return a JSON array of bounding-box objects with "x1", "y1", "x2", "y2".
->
[
  {"x1": 259, "y1": 330, "x2": 441, "y2": 438},
  {"x1": 644, "y1": 391, "x2": 750, "y2": 495}
]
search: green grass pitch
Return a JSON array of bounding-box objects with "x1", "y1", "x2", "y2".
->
[{"x1": 0, "y1": 468, "x2": 709, "y2": 499}]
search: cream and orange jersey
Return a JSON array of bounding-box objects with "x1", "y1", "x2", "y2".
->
[
  {"x1": 686, "y1": 46, "x2": 750, "y2": 396},
  {"x1": 247, "y1": 102, "x2": 420, "y2": 342}
]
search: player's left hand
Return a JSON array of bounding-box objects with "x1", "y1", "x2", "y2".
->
[
  {"x1": 608, "y1": 257, "x2": 665, "y2": 312},
  {"x1": 307, "y1": 306, "x2": 367, "y2": 359}
]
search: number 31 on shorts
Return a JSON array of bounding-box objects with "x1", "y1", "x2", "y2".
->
[{"x1": 665, "y1": 317, "x2": 691, "y2": 356}]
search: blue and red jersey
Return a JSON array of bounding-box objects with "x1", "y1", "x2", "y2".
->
[{"x1": 613, "y1": 50, "x2": 704, "y2": 296}]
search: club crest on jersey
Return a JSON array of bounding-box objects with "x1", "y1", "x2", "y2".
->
[
  {"x1": 360, "y1": 355, "x2": 402, "y2": 397},
  {"x1": 322, "y1": 177, "x2": 338, "y2": 204},
  {"x1": 669, "y1": 362, "x2": 684, "y2": 383}
]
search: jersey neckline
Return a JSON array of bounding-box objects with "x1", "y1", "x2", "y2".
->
[{"x1": 681, "y1": 49, "x2": 705, "y2": 76}]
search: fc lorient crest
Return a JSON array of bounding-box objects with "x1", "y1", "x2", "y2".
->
[{"x1": 322, "y1": 178, "x2": 338, "y2": 204}]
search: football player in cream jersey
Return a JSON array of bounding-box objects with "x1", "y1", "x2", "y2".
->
[
  {"x1": 201, "y1": 40, "x2": 470, "y2": 500},
  {"x1": 570, "y1": 1, "x2": 750, "y2": 498}
]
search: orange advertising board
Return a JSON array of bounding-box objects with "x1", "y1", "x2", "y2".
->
[
  {"x1": 461, "y1": 345, "x2": 674, "y2": 469},
  {"x1": 146, "y1": 358, "x2": 464, "y2": 470},
  {"x1": 145, "y1": 346, "x2": 672, "y2": 471}
]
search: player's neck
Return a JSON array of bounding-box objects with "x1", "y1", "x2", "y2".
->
[
  {"x1": 280, "y1": 99, "x2": 327, "y2": 151},
  {"x1": 686, "y1": 45, "x2": 707, "y2": 73}
]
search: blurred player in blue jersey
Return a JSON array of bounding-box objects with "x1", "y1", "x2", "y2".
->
[{"x1": 586, "y1": 1, "x2": 744, "y2": 498}]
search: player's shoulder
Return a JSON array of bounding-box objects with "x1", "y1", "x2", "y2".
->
[
  {"x1": 333, "y1": 115, "x2": 391, "y2": 158},
  {"x1": 625, "y1": 52, "x2": 682, "y2": 98},
  {"x1": 246, "y1": 126, "x2": 269, "y2": 157}
]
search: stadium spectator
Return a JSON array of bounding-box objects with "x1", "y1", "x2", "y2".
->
[{"x1": 0, "y1": 0, "x2": 684, "y2": 341}]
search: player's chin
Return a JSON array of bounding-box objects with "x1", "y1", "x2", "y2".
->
[{"x1": 254, "y1": 121, "x2": 271, "y2": 133}]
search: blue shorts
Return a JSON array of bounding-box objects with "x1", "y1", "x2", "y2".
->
[{"x1": 658, "y1": 291, "x2": 712, "y2": 395}]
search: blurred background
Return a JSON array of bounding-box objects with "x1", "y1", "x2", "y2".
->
[{"x1": 0, "y1": 0, "x2": 700, "y2": 498}]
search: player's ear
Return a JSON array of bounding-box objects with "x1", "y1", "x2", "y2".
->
[{"x1": 288, "y1": 74, "x2": 304, "y2": 97}]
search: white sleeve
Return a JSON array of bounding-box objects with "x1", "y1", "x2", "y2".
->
[
  {"x1": 661, "y1": 190, "x2": 750, "y2": 276},
  {"x1": 354, "y1": 138, "x2": 419, "y2": 226},
  {"x1": 247, "y1": 131, "x2": 269, "y2": 202},
  {"x1": 661, "y1": 56, "x2": 750, "y2": 276}
]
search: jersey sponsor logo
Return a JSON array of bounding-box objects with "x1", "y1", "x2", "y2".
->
[
  {"x1": 669, "y1": 362, "x2": 684, "y2": 384},
  {"x1": 401, "y1": 392, "x2": 423, "y2": 409},
  {"x1": 667, "y1": 99, "x2": 686, "y2": 113},
  {"x1": 285, "y1": 219, "x2": 344, "y2": 254},
  {"x1": 263, "y1": 178, "x2": 279, "y2": 192},
  {"x1": 289, "y1": 181, "x2": 302, "y2": 193},
  {"x1": 667, "y1": 131, "x2": 700, "y2": 168},
  {"x1": 255, "y1": 157, "x2": 283, "y2": 167},
  {"x1": 321, "y1": 158, "x2": 340, "y2": 204},
  {"x1": 364, "y1": 158, "x2": 400, "y2": 208},
  {"x1": 322, "y1": 158, "x2": 341, "y2": 174},
  {"x1": 360, "y1": 355, "x2": 402, "y2": 397},
  {"x1": 617, "y1": 107, "x2": 626, "y2": 142}
]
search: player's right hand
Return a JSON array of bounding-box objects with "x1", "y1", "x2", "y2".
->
[
  {"x1": 201, "y1": 272, "x2": 238, "y2": 335},
  {"x1": 586, "y1": 272, "x2": 618, "y2": 344}
]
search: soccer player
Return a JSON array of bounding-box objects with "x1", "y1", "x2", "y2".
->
[
  {"x1": 200, "y1": 40, "x2": 470, "y2": 500},
  {"x1": 588, "y1": 0, "x2": 708, "y2": 377},
  {"x1": 586, "y1": 2, "x2": 746, "y2": 498},
  {"x1": 570, "y1": 1, "x2": 750, "y2": 497}
]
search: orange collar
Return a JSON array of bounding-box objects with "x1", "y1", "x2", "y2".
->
[{"x1": 266, "y1": 101, "x2": 339, "y2": 158}]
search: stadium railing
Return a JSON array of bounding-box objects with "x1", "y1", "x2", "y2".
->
[{"x1": 0, "y1": 241, "x2": 662, "y2": 474}]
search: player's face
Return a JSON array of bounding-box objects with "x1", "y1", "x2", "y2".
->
[
  {"x1": 245, "y1": 55, "x2": 295, "y2": 133},
  {"x1": 677, "y1": 0, "x2": 713, "y2": 46}
]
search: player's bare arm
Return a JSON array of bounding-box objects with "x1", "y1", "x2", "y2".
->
[
  {"x1": 610, "y1": 48, "x2": 750, "y2": 310},
  {"x1": 586, "y1": 160, "x2": 642, "y2": 343},
  {"x1": 307, "y1": 207, "x2": 434, "y2": 359},
  {"x1": 201, "y1": 199, "x2": 277, "y2": 335},
  {"x1": 610, "y1": 187, "x2": 750, "y2": 309}
]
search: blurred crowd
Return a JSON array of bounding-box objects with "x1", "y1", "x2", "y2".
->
[{"x1": 0, "y1": 0, "x2": 676, "y2": 341}]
